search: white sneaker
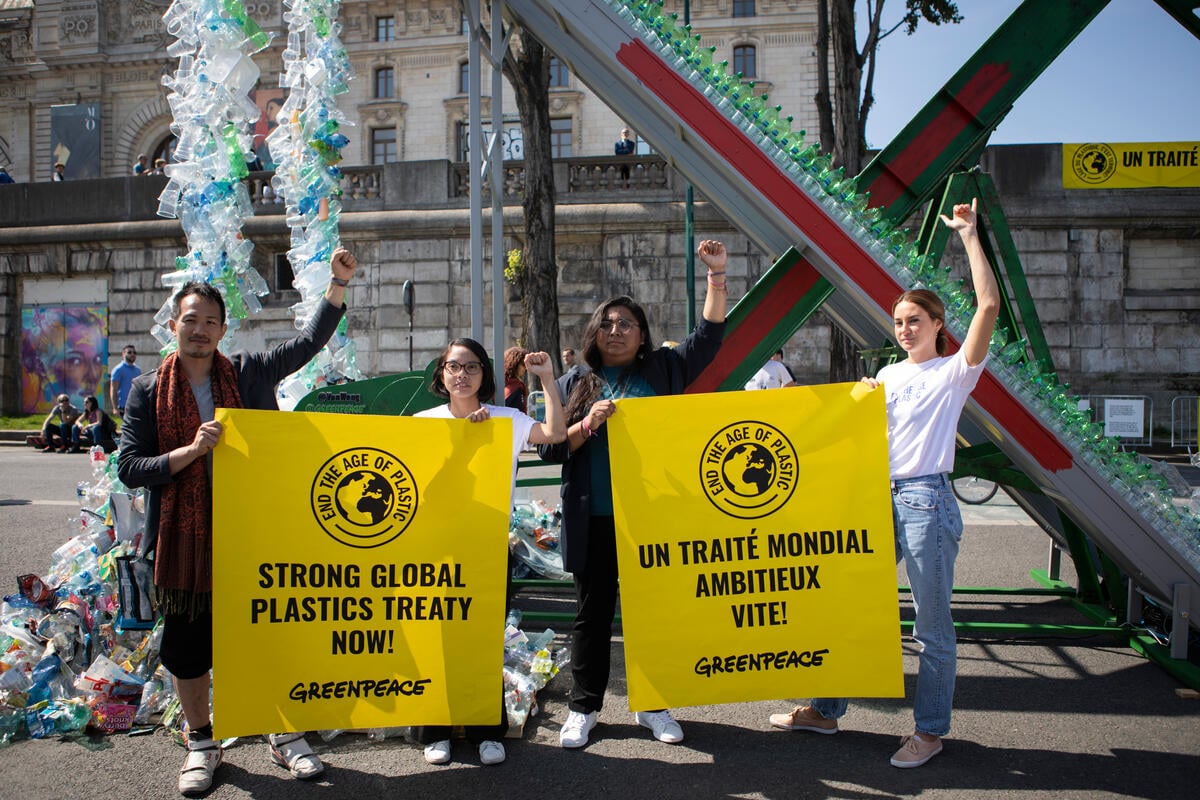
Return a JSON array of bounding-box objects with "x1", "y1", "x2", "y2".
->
[
  {"x1": 178, "y1": 738, "x2": 222, "y2": 796},
  {"x1": 635, "y1": 710, "x2": 684, "y2": 743},
  {"x1": 478, "y1": 740, "x2": 506, "y2": 765},
  {"x1": 423, "y1": 739, "x2": 452, "y2": 764},
  {"x1": 559, "y1": 710, "x2": 598, "y2": 748},
  {"x1": 267, "y1": 733, "x2": 325, "y2": 779}
]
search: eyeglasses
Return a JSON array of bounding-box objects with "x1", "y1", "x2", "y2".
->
[
  {"x1": 599, "y1": 318, "x2": 639, "y2": 334},
  {"x1": 443, "y1": 360, "x2": 483, "y2": 376}
]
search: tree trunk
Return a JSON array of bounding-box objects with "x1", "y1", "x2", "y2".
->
[
  {"x1": 829, "y1": 0, "x2": 866, "y2": 174},
  {"x1": 814, "y1": 0, "x2": 835, "y2": 153},
  {"x1": 503, "y1": 35, "x2": 561, "y2": 385}
]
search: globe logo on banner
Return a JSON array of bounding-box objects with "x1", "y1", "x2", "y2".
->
[
  {"x1": 699, "y1": 421, "x2": 797, "y2": 519},
  {"x1": 310, "y1": 448, "x2": 418, "y2": 548}
]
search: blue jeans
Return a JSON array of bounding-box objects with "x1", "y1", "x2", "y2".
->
[{"x1": 813, "y1": 473, "x2": 963, "y2": 737}]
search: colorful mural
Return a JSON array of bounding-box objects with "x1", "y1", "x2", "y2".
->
[{"x1": 21, "y1": 305, "x2": 109, "y2": 414}]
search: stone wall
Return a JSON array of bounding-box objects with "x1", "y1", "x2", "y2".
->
[{"x1": 0, "y1": 144, "x2": 1197, "y2": 439}]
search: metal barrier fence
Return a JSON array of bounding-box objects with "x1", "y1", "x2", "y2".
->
[
  {"x1": 1171, "y1": 395, "x2": 1199, "y2": 451},
  {"x1": 1087, "y1": 395, "x2": 1154, "y2": 447}
]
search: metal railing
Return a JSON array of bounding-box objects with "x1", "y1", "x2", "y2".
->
[{"x1": 1171, "y1": 395, "x2": 1199, "y2": 451}]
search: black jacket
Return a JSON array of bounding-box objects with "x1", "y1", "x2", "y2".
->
[
  {"x1": 538, "y1": 317, "x2": 724, "y2": 572},
  {"x1": 117, "y1": 298, "x2": 345, "y2": 557}
]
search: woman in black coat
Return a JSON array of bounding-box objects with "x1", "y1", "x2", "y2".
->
[{"x1": 539, "y1": 239, "x2": 729, "y2": 749}]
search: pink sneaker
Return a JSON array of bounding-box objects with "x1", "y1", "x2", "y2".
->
[
  {"x1": 890, "y1": 733, "x2": 943, "y2": 768},
  {"x1": 768, "y1": 705, "x2": 838, "y2": 734}
]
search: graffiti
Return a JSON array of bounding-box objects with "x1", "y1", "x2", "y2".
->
[{"x1": 20, "y1": 305, "x2": 109, "y2": 414}]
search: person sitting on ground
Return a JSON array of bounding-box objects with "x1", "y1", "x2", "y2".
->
[
  {"x1": 70, "y1": 395, "x2": 116, "y2": 453},
  {"x1": 40, "y1": 394, "x2": 80, "y2": 452},
  {"x1": 503, "y1": 346, "x2": 529, "y2": 412}
]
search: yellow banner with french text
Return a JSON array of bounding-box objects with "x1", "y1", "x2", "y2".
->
[
  {"x1": 608, "y1": 384, "x2": 902, "y2": 710},
  {"x1": 1063, "y1": 142, "x2": 1200, "y2": 189}
]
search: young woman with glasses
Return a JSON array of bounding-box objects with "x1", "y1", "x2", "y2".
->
[
  {"x1": 412, "y1": 337, "x2": 566, "y2": 766},
  {"x1": 539, "y1": 239, "x2": 730, "y2": 749}
]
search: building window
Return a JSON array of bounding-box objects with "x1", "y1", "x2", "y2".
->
[
  {"x1": 375, "y1": 67, "x2": 395, "y2": 99},
  {"x1": 732, "y1": 0, "x2": 756, "y2": 17},
  {"x1": 375, "y1": 16, "x2": 394, "y2": 41},
  {"x1": 458, "y1": 62, "x2": 470, "y2": 94},
  {"x1": 550, "y1": 118, "x2": 573, "y2": 159},
  {"x1": 733, "y1": 45, "x2": 757, "y2": 78},
  {"x1": 548, "y1": 56, "x2": 568, "y2": 88},
  {"x1": 371, "y1": 128, "x2": 397, "y2": 164}
]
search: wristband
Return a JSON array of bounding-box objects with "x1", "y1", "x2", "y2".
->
[
  {"x1": 707, "y1": 277, "x2": 727, "y2": 288},
  {"x1": 706, "y1": 270, "x2": 726, "y2": 276},
  {"x1": 581, "y1": 418, "x2": 594, "y2": 438},
  {"x1": 330, "y1": 276, "x2": 349, "y2": 287}
]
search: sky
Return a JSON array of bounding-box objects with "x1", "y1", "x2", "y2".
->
[{"x1": 864, "y1": 0, "x2": 1200, "y2": 148}]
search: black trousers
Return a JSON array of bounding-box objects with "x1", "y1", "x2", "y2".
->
[{"x1": 567, "y1": 516, "x2": 620, "y2": 714}]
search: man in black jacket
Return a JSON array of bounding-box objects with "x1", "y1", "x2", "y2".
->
[{"x1": 118, "y1": 248, "x2": 358, "y2": 796}]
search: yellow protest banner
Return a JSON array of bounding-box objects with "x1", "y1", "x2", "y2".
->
[
  {"x1": 608, "y1": 384, "x2": 902, "y2": 710},
  {"x1": 211, "y1": 408, "x2": 511, "y2": 738},
  {"x1": 1063, "y1": 142, "x2": 1200, "y2": 189}
]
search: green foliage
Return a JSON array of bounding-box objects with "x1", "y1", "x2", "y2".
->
[
  {"x1": 504, "y1": 248, "x2": 525, "y2": 284},
  {"x1": 899, "y1": 0, "x2": 962, "y2": 36}
]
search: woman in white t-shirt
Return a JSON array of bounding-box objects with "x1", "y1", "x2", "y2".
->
[
  {"x1": 413, "y1": 337, "x2": 566, "y2": 767},
  {"x1": 768, "y1": 199, "x2": 1000, "y2": 769}
]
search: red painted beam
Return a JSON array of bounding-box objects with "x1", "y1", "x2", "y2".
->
[{"x1": 617, "y1": 40, "x2": 1072, "y2": 473}]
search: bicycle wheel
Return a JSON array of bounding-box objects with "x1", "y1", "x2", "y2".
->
[{"x1": 952, "y1": 475, "x2": 998, "y2": 505}]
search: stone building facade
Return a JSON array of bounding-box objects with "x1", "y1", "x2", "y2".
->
[
  {"x1": 1, "y1": 144, "x2": 1197, "y2": 437},
  {"x1": 0, "y1": 0, "x2": 818, "y2": 181}
]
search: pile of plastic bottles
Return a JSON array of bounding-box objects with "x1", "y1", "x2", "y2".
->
[
  {"x1": 0, "y1": 448, "x2": 176, "y2": 747},
  {"x1": 502, "y1": 610, "x2": 569, "y2": 732},
  {"x1": 509, "y1": 499, "x2": 570, "y2": 581}
]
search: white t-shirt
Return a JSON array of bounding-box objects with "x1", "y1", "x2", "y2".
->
[
  {"x1": 415, "y1": 403, "x2": 537, "y2": 504},
  {"x1": 744, "y1": 359, "x2": 793, "y2": 390},
  {"x1": 876, "y1": 351, "x2": 987, "y2": 479}
]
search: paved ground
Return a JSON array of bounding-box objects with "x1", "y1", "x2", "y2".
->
[{"x1": 1, "y1": 443, "x2": 1198, "y2": 799}]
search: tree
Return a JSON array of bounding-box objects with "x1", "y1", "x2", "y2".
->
[
  {"x1": 815, "y1": 0, "x2": 962, "y2": 380},
  {"x1": 500, "y1": 32, "x2": 561, "y2": 376}
]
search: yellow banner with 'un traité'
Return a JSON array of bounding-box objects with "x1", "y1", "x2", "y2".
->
[
  {"x1": 1063, "y1": 142, "x2": 1200, "y2": 189},
  {"x1": 608, "y1": 383, "x2": 902, "y2": 710},
  {"x1": 211, "y1": 409, "x2": 511, "y2": 738}
]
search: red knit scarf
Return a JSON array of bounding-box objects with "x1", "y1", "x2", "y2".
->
[{"x1": 154, "y1": 351, "x2": 243, "y2": 617}]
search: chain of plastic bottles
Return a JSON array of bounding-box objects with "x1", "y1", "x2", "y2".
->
[
  {"x1": 151, "y1": 0, "x2": 362, "y2": 405},
  {"x1": 268, "y1": 0, "x2": 363, "y2": 406},
  {"x1": 612, "y1": 0, "x2": 1200, "y2": 561},
  {"x1": 152, "y1": 0, "x2": 275, "y2": 351}
]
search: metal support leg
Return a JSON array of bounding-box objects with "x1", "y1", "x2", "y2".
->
[
  {"x1": 1126, "y1": 582, "x2": 1142, "y2": 626},
  {"x1": 1172, "y1": 583, "x2": 1191, "y2": 660},
  {"x1": 1048, "y1": 540, "x2": 1061, "y2": 581}
]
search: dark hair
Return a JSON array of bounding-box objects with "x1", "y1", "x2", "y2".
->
[
  {"x1": 565, "y1": 296, "x2": 654, "y2": 424},
  {"x1": 429, "y1": 337, "x2": 496, "y2": 402},
  {"x1": 83, "y1": 395, "x2": 98, "y2": 412},
  {"x1": 122, "y1": 344, "x2": 136, "y2": 353},
  {"x1": 893, "y1": 288, "x2": 948, "y2": 356},
  {"x1": 503, "y1": 347, "x2": 528, "y2": 380},
  {"x1": 581, "y1": 296, "x2": 653, "y2": 371},
  {"x1": 171, "y1": 281, "x2": 227, "y2": 324}
]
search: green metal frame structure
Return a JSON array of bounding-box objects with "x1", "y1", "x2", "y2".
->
[{"x1": 296, "y1": 0, "x2": 1200, "y2": 683}]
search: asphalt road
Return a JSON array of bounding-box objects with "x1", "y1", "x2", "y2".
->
[{"x1": 1, "y1": 444, "x2": 1198, "y2": 800}]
